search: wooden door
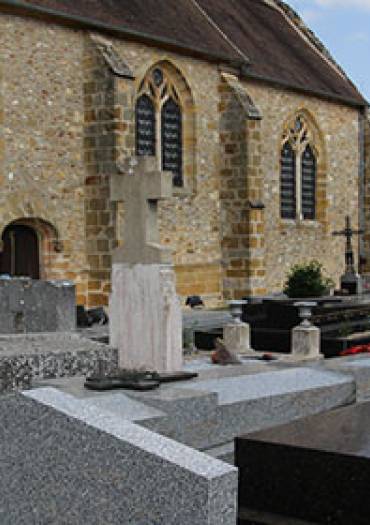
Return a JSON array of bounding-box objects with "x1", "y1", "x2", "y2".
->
[{"x1": 0, "y1": 225, "x2": 40, "y2": 279}]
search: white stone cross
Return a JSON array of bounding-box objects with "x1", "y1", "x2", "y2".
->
[{"x1": 111, "y1": 157, "x2": 174, "y2": 265}]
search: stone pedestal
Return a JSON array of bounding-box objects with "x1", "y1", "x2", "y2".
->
[
  {"x1": 291, "y1": 324, "x2": 322, "y2": 360},
  {"x1": 110, "y1": 263, "x2": 182, "y2": 372},
  {"x1": 224, "y1": 322, "x2": 253, "y2": 354},
  {"x1": 340, "y1": 272, "x2": 362, "y2": 295}
]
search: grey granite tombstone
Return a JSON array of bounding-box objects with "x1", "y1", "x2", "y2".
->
[
  {"x1": 0, "y1": 277, "x2": 76, "y2": 334},
  {"x1": 236, "y1": 401, "x2": 370, "y2": 524},
  {"x1": 0, "y1": 389, "x2": 237, "y2": 524}
]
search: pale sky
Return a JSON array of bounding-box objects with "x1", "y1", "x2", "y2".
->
[{"x1": 287, "y1": 0, "x2": 370, "y2": 102}]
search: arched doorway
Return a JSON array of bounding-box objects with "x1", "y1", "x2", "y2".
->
[{"x1": 0, "y1": 224, "x2": 40, "y2": 279}]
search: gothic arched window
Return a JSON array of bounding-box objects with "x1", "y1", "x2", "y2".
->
[
  {"x1": 135, "y1": 66, "x2": 184, "y2": 187},
  {"x1": 301, "y1": 144, "x2": 316, "y2": 220},
  {"x1": 280, "y1": 115, "x2": 317, "y2": 221},
  {"x1": 136, "y1": 94, "x2": 156, "y2": 157},
  {"x1": 280, "y1": 142, "x2": 296, "y2": 219},
  {"x1": 162, "y1": 97, "x2": 183, "y2": 187}
]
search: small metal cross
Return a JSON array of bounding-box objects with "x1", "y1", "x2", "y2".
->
[{"x1": 332, "y1": 215, "x2": 363, "y2": 274}]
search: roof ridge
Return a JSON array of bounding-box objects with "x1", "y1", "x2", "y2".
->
[{"x1": 269, "y1": 0, "x2": 354, "y2": 85}]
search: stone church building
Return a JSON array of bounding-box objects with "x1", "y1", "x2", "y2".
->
[{"x1": 0, "y1": 0, "x2": 368, "y2": 307}]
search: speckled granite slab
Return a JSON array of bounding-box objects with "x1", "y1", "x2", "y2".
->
[
  {"x1": 175, "y1": 368, "x2": 351, "y2": 404},
  {"x1": 16, "y1": 388, "x2": 238, "y2": 525},
  {"x1": 167, "y1": 368, "x2": 356, "y2": 445},
  {"x1": 0, "y1": 333, "x2": 118, "y2": 393},
  {"x1": 32, "y1": 367, "x2": 356, "y2": 455}
]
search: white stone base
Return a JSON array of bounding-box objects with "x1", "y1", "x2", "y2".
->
[
  {"x1": 110, "y1": 263, "x2": 183, "y2": 372},
  {"x1": 291, "y1": 324, "x2": 322, "y2": 360},
  {"x1": 224, "y1": 322, "x2": 253, "y2": 354}
]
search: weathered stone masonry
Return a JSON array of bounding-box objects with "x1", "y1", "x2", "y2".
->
[
  {"x1": 0, "y1": 12, "x2": 364, "y2": 306},
  {"x1": 0, "y1": 15, "x2": 89, "y2": 303},
  {"x1": 83, "y1": 36, "x2": 136, "y2": 307},
  {"x1": 82, "y1": 35, "x2": 225, "y2": 306},
  {"x1": 218, "y1": 73, "x2": 266, "y2": 300},
  {"x1": 363, "y1": 111, "x2": 370, "y2": 272}
]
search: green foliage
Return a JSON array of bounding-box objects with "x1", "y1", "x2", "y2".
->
[{"x1": 284, "y1": 260, "x2": 334, "y2": 298}]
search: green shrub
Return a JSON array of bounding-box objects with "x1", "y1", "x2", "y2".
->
[{"x1": 284, "y1": 260, "x2": 334, "y2": 298}]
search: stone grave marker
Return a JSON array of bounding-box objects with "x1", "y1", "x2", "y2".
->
[
  {"x1": 236, "y1": 401, "x2": 370, "y2": 524},
  {"x1": 0, "y1": 277, "x2": 76, "y2": 334},
  {"x1": 0, "y1": 389, "x2": 237, "y2": 524},
  {"x1": 110, "y1": 157, "x2": 182, "y2": 372},
  {"x1": 333, "y1": 215, "x2": 363, "y2": 295}
]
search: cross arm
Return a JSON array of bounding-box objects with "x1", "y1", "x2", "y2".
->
[{"x1": 144, "y1": 170, "x2": 173, "y2": 201}]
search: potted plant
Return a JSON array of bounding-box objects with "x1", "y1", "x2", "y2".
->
[{"x1": 284, "y1": 260, "x2": 334, "y2": 299}]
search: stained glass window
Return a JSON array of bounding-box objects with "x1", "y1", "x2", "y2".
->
[
  {"x1": 161, "y1": 97, "x2": 183, "y2": 187},
  {"x1": 301, "y1": 144, "x2": 316, "y2": 220},
  {"x1": 280, "y1": 115, "x2": 318, "y2": 220},
  {"x1": 280, "y1": 142, "x2": 296, "y2": 219},
  {"x1": 135, "y1": 67, "x2": 185, "y2": 187},
  {"x1": 135, "y1": 94, "x2": 156, "y2": 157}
]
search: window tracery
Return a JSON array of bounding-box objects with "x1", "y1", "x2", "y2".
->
[
  {"x1": 280, "y1": 115, "x2": 317, "y2": 220},
  {"x1": 136, "y1": 67, "x2": 183, "y2": 187}
]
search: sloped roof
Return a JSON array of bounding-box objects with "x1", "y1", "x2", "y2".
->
[
  {"x1": 1, "y1": 0, "x2": 367, "y2": 107},
  {"x1": 197, "y1": 0, "x2": 366, "y2": 106}
]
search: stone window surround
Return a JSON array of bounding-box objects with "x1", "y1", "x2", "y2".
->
[
  {"x1": 134, "y1": 60, "x2": 196, "y2": 197},
  {"x1": 279, "y1": 109, "x2": 328, "y2": 230}
]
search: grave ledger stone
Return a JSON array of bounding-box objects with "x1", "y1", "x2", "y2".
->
[
  {"x1": 110, "y1": 157, "x2": 183, "y2": 372},
  {"x1": 236, "y1": 402, "x2": 370, "y2": 524}
]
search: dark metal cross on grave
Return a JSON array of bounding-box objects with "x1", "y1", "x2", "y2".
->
[{"x1": 332, "y1": 215, "x2": 364, "y2": 274}]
